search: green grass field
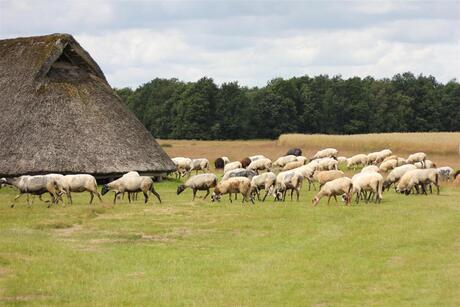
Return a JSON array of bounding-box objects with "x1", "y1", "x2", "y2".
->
[{"x1": 0, "y1": 177, "x2": 459, "y2": 306}]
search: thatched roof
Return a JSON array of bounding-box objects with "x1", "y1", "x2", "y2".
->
[{"x1": 0, "y1": 33, "x2": 175, "y2": 177}]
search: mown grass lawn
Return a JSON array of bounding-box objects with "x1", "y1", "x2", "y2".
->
[{"x1": 0, "y1": 178, "x2": 459, "y2": 306}]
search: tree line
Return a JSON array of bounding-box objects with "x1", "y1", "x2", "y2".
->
[{"x1": 115, "y1": 72, "x2": 460, "y2": 139}]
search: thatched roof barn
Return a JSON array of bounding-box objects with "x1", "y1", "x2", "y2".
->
[{"x1": 0, "y1": 33, "x2": 175, "y2": 178}]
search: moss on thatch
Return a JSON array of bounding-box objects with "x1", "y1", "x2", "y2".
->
[{"x1": 0, "y1": 33, "x2": 175, "y2": 177}]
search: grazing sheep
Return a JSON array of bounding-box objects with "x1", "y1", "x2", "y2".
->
[
  {"x1": 379, "y1": 159, "x2": 398, "y2": 172},
  {"x1": 247, "y1": 158, "x2": 272, "y2": 174},
  {"x1": 171, "y1": 157, "x2": 192, "y2": 178},
  {"x1": 315, "y1": 157, "x2": 338, "y2": 171},
  {"x1": 1, "y1": 175, "x2": 59, "y2": 207},
  {"x1": 292, "y1": 164, "x2": 316, "y2": 191},
  {"x1": 224, "y1": 161, "x2": 242, "y2": 173},
  {"x1": 406, "y1": 152, "x2": 427, "y2": 166},
  {"x1": 273, "y1": 155, "x2": 297, "y2": 168},
  {"x1": 190, "y1": 158, "x2": 210, "y2": 174},
  {"x1": 222, "y1": 168, "x2": 257, "y2": 181},
  {"x1": 214, "y1": 157, "x2": 230, "y2": 169},
  {"x1": 437, "y1": 167, "x2": 454, "y2": 181},
  {"x1": 177, "y1": 173, "x2": 218, "y2": 200},
  {"x1": 211, "y1": 177, "x2": 254, "y2": 203},
  {"x1": 250, "y1": 172, "x2": 276, "y2": 201},
  {"x1": 295, "y1": 156, "x2": 308, "y2": 164},
  {"x1": 286, "y1": 148, "x2": 302, "y2": 156},
  {"x1": 312, "y1": 177, "x2": 352, "y2": 206},
  {"x1": 337, "y1": 156, "x2": 347, "y2": 164},
  {"x1": 351, "y1": 172, "x2": 384, "y2": 204},
  {"x1": 312, "y1": 170, "x2": 345, "y2": 189},
  {"x1": 396, "y1": 169, "x2": 440, "y2": 195},
  {"x1": 383, "y1": 164, "x2": 417, "y2": 191},
  {"x1": 367, "y1": 149, "x2": 392, "y2": 165},
  {"x1": 282, "y1": 160, "x2": 305, "y2": 171},
  {"x1": 57, "y1": 174, "x2": 102, "y2": 205},
  {"x1": 312, "y1": 148, "x2": 338, "y2": 160},
  {"x1": 414, "y1": 160, "x2": 436, "y2": 169},
  {"x1": 249, "y1": 155, "x2": 266, "y2": 161},
  {"x1": 346, "y1": 154, "x2": 368, "y2": 170},
  {"x1": 383, "y1": 155, "x2": 398, "y2": 162},
  {"x1": 240, "y1": 157, "x2": 252, "y2": 168},
  {"x1": 361, "y1": 165, "x2": 380, "y2": 173},
  {"x1": 102, "y1": 176, "x2": 161, "y2": 204},
  {"x1": 273, "y1": 170, "x2": 303, "y2": 201}
]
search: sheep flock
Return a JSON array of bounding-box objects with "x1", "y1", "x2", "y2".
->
[{"x1": 0, "y1": 148, "x2": 458, "y2": 208}]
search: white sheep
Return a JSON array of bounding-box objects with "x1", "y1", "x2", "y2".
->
[
  {"x1": 315, "y1": 157, "x2": 338, "y2": 171},
  {"x1": 396, "y1": 169, "x2": 440, "y2": 195},
  {"x1": 337, "y1": 156, "x2": 347, "y2": 164},
  {"x1": 211, "y1": 177, "x2": 254, "y2": 203},
  {"x1": 292, "y1": 164, "x2": 316, "y2": 191},
  {"x1": 312, "y1": 177, "x2": 352, "y2": 206},
  {"x1": 379, "y1": 159, "x2": 398, "y2": 172},
  {"x1": 247, "y1": 158, "x2": 272, "y2": 174},
  {"x1": 312, "y1": 148, "x2": 338, "y2": 160},
  {"x1": 296, "y1": 156, "x2": 309, "y2": 164},
  {"x1": 222, "y1": 168, "x2": 257, "y2": 181},
  {"x1": 190, "y1": 158, "x2": 210, "y2": 174},
  {"x1": 273, "y1": 155, "x2": 297, "y2": 168},
  {"x1": 102, "y1": 176, "x2": 161, "y2": 204},
  {"x1": 367, "y1": 149, "x2": 392, "y2": 165},
  {"x1": 282, "y1": 160, "x2": 305, "y2": 171},
  {"x1": 250, "y1": 172, "x2": 276, "y2": 201},
  {"x1": 1, "y1": 175, "x2": 59, "y2": 207},
  {"x1": 57, "y1": 174, "x2": 102, "y2": 205},
  {"x1": 273, "y1": 170, "x2": 303, "y2": 201},
  {"x1": 224, "y1": 161, "x2": 242, "y2": 173},
  {"x1": 171, "y1": 157, "x2": 192, "y2": 178},
  {"x1": 249, "y1": 155, "x2": 266, "y2": 161},
  {"x1": 406, "y1": 152, "x2": 427, "y2": 166},
  {"x1": 437, "y1": 167, "x2": 454, "y2": 181},
  {"x1": 346, "y1": 154, "x2": 368, "y2": 170},
  {"x1": 383, "y1": 164, "x2": 417, "y2": 191},
  {"x1": 414, "y1": 159, "x2": 436, "y2": 169},
  {"x1": 361, "y1": 165, "x2": 380, "y2": 173},
  {"x1": 351, "y1": 172, "x2": 384, "y2": 204},
  {"x1": 312, "y1": 170, "x2": 345, "y2": 189},
  {"x1": 176, "y1": 173, "x2": 218, "y2": 200}
]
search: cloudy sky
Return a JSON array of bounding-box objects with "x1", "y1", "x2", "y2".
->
[{"x1": 1, "y1": 0, "x2": 459, "y2": 88}]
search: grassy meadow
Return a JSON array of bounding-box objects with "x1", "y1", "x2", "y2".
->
[{"x1": 1, "y1": 135, "x2": 460, "y2": 306}]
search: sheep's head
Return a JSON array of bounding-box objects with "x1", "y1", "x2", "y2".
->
[
  {"x1": 312, "y1": 196, "x2": 319, "y2": 206},
  {"x1": 211, "y1": 192, "x2": 221, "y2": 202},
  {"x1": 341, "y1": 193, "x2": 351, "y2": 204},
  {"x1": 101, "y1": 185, "x2": 110, "y2": 195},
  {"x1": 0, "y1": 177, "x2": 5, "y2": 188},
  {"x1": 176, "y1": 185, "x2": 186, "y2": 195}
]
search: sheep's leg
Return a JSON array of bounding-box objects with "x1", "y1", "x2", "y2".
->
[
  {"x1": 234, "y1": 193, "x2": 238, "y2": 200},
  {"x1": 327, "y1": 195, "x2": 332, "y2": 205},
  {"x1": 428, "y1": 184, "x2": 433, "y2": 194},
  {"x1": 150, "y1": 186, "x2": 162, "y2": 204},
  {"x1": 229, "y1": 194, "x2": 233, "y2": 203},
  {"x1": 262, "y1": 189, "x2": 270, "y2": 202},
  {"x1": 11, "y1": 193, "x2": 24, "y2": 208},
  {"x1": 256, "y1": 188, "x2": 261, "y2": 201},
  {"x1": 333, "y1": 195, "x2": 337, "y2": 203},
  {"x1": 283, "y1": 190, "x2": 287, "y2": 202},
  {"x1": 296, "y1": 188, "x2": 300, "y2": 201},
  {"x1": 27, "y1": 194, "x2": 31, "y2": 207},
  {"x1": 290, "y1": 189, "x2": 294, "y2": 201},
  {"x1": 128, "y1": 192, "x2": 132, "y2": 204},
  {"x1": 203, "y1": 189, "x2": 210, "y2": 199},
  {"x1": 143, "y1": 191, "x2": 149, "y2": 204},
  {"x1": 89, "y1": 192, "x2": 95, "y2": 205},
  {"x1": 192, "y1": 189, "x2": 197, "y2": 201},
  {"x1": 68, "y1": 192, "x2": 73, "y2": 205},
  {"x1": 113, "y1": 192, "x2": 120, "y2": 205}
]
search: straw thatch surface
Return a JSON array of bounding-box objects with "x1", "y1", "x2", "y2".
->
[{"x1": 0, "y1": 33, "x2": 175, "y2": 177}]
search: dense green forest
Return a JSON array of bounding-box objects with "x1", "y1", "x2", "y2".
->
[{"x1": 115, "y1": 72, "x2": 460, "y2": 139}]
